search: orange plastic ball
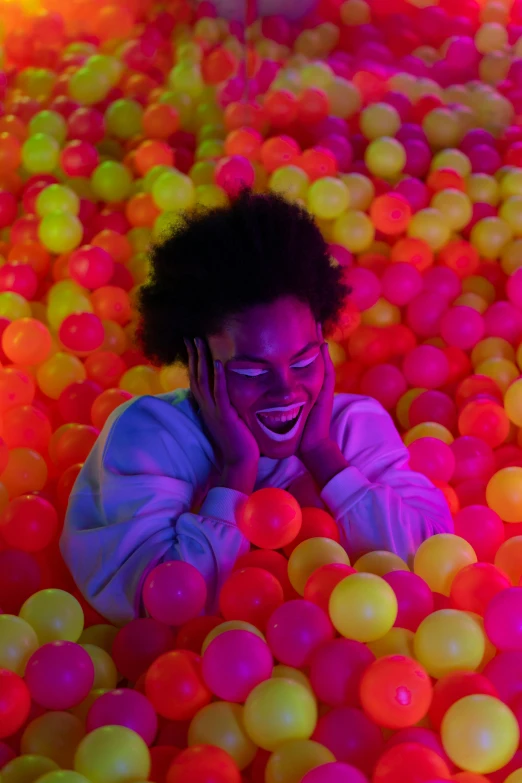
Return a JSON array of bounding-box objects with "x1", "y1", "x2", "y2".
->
[
  {"x1": 125, "y1": 193, "x2": 161, "y2": 227},
  {"x1": 0, "y1": 368, "x2": 35, "y2": 414},
  {"x1": 91, "y1": 230, "x2": 132, "y2": 265},
  {"x1": 260, "y1": 136, "x2": 300, "y2": 174},
  {"x1": 264, "y1": 90, "x2": 298, "y2": 128},
  {"x1": 359, "y1": 654, "x2": 433, "y2": 729},
  {"x1": 142, "y1": 103, "x2": 180, "y2": 140},
  {"x1": 134, "y1": 140, "x2": 174, "y2": 176},
  {"x1": 2, "y1": 404, "x2": 52, "y2": 452},
  {"x1": 0, "y1": 132, "x2": 22, "y2": 173},
  {"x1": 145, "y1": 650, "x2": 211, "y2": 721},
  {"x1": 427, "y1": 168, "x2": 466, "y2": 193},
  {"x1": 91, "y1": 388, "x2": 133, "y2": 429},
  {"x1": 297, "y1": 87, "x2": 330, "y2": 124},
  {"x1": 202, "y1": 47, "x2": 237, "y2": 85},
  {"x1": 0, "y1": 447, "x2": 47, "y2": 498},
  {"x1": 370, "y1": 194, "x2": 412, "y2": 236},
  {"x1": 458, "y1": 399, "x2": 510, "y2": 448},
  {"x1": 390, "y1": 237, "x2": 434, "y2": 271},
  {"x1": 438, "y1": 240, "x2": 480, "y2": 279},
  {"x1": 299, "y1": 148, "x2": 337, "y2": 181},
  {"x1": 1, "y1": 318, "x2": 52, "y2": 365},
  {"x1": 90, "y1": 286, "x2": 132, "y2": 325},
  {"x1": 224, "y1": 128, "x2": 262, "y2": 162}
]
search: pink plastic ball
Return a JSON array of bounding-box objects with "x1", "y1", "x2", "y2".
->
[
  {"x1": 402, "y1": 345, "x2": 449, "y2": 389},
  {"x1": 383, "y1": 571, "x2": 434, "y2": 633},
  {"x1": 309, "y1": 638, "x2": 375, "y2": 708},
  {"x1": 343, "y1": 268, "x2": 381, "y2": 311},
  {"x1": 409, "y1": 391, "x2": 457, "y2": 432},
  {"x1": 468, "y1": 145, "x2": 501, "y2": 175},
  {"x1": 0, "y1": 264, "x2": 38, "y2": 300},
  {"x1": 25, "y1": 641, "x2": 95, "y2": 710},
  {"x1": 359, "y1": 364, "x2": 407, "y2": 411},
  {"x1": 422, "y1": 267, "x2": 462, "y2": 300},
  {"x1": 68, "y1": 245, "x2": 114, "y2": 289},
  {"x1": 59, "y1": 313, "x2": 105, "y2": 353},
  {"x1": 408, "y1": 437, "x2": 456, "y2": 483},
  {"x1": 450, "y1": 436, "x2": 495, "y2": 483},
  {"x1": 201, "y1": 629, "x2": 273, "y2": 702},
  {"x1": 453, "y1": 505, "x2": 505, "y2": 562},
  {"x1": 483, "y1": 651, "x2": 522, "y2": 704},
  {"x1": 406, "y1": 292, "x2": 448, "y2": 337},
  {"x1": 214, "y1": 155, "x2": 255, "y2": 197},
  {"x1": 484, "y1": 588, "x2": 522, "y2": 651},
  {"x1": 142, "y1": 561, "x2": 207, "y2": 626},
  {"x1": 57, "y1": 380, "x2": 103, "y2": 424},
  {"x1": 507, "y1": 268, "x2": 522, "y2": 309},
  {"x1": 301, "y1": 763, "x2": 369, "y2": 783},
  {"x1": 381, "y1": 263, "x2": 423, "y2": 306},
  {"x1": 68, "y1": 107, "x2": 105, "y2": 144},
  {"x1": 440, "y1": 306, "x2": 485, "y2": 350},
  {"x1": 0, "y1": 191, "x2": 17, "y2": 228},
  {"x1": 402, "y1": 141, "x2": 432, "y2": 178},
  {"x1": 86, "y1": 688, "x2": 158, "y2": 745},
  {"x1": 61, "y1": 141, "x2": 99, "y2": 177},
  {"x1": 266, "y1": 599, "x2": 333, "y2": 667},
  {"x1": 312, "y1": 706, "x2": 383, "y2": 775},
  {"x1": 329, "y1": 244, "x2": 353, "y2": 267},
  {"x1": 484, "y1": 301, "x2": 522, "y2": 344}
]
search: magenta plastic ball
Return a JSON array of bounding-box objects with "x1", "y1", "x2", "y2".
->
[
  {"x1": 402, "y1": 345, "x2": 450, "y2": 389},
  {"x1": 359, "y1": 364, "x2": 407, "y2": 411},
  {"x1": 408, "y1": 437, "x2": 456, "y2": 483},
  {"x1": 0, "y1": 741, "x2": 15, "y2": 769},
  {"x1": 142, "y1": 561, "x2": 207, "y2": 626},
  {"x1": 381, "y1": 263, "x2": 423, "y2": 306},
  {"x1": 453, "y1": 505, "x2": 505, "y2": 562},
  {"x1": 265, "y1": 599, "x2": 333, "y2": 668},
  {"x1": 343, "y1": 268, "x2": 381, "y2": 311},
  {"x1": 25, "y1": 641, "x2": 95, "y2": 710},
  {"x1": 215, "y1": 155, "x2": 255, "y2": 197},
  {"x1": 484, "y1": 301, "x2": 522, "y2": 344},
  {"x1": 484, "y1": 588, "x2": 522, "y2": 651},
  {"x1": 61, "y1": 141, "x2": 99, "y2": 177},
  {"x1": 0, "y1": 549, "x2": 42, "y2": 615},
  {"x1": 483, "y1": 651, "x2": 522, "y2": 704},
  {"x1": 309, "y1": 638, "x2": 375, "y2": 708},
  {"x1": 460, "y1": 128, "x2": 496, "y2": 153},
  {"x1": 202, "y1": 629, "x2": 273, "y2": 702},
  {"x1": 402, "y1": 140, "x2": 432, "y2": 178},
  {"x1": 445, "y1": 36, "x2": 479, "y2": 70},
  {"x1": 68, "y1": 245, "x2": 114, "y2": 289},
  {"x1": 319, "y1": 135, "x2": 353, "y2": 171},
  {"x1": 312, "y1": 706, "x2": 383, "y2": 775},
  {"x1": 450, "y1": 436, "x2": 495, "y2": 483},
  {"x1": 301, "y1": 762, "x2": 369, "y2": 783},
  {"x1": 507, "y1": 268, "x2": 522, "y2": 309},
  {"x1": 0, "y1": 264, "x2": 38, "y2": 299},
  {"x1": 86, "y1": 688, "x2": 158, "y2": 745},
  {"x1": 329, "y1": 244, "x2": 353, "y2": 268},
  {"x1": 409, "y1": 391, "x2": 457, "y2": 431},
  {"x1": 406, "y1": 292, "x2": 448, "y2": 338},
  {"x1": 422, "y1": 267, "x2": 462, "y2": 300},
  {"x1": 467, "y1": 145, "x2": 501, "y2": 175},
  {"x1": 440, "y1": 306, "x2": 485, "y2": 350},
  {"x1": 382, "y1": 571, "x2": 434, "y2": 632},
  {"x1": 59, "y1": 312, "x2": 105, "y2": 353},
  {"x1": 396, "y1": 124, "x2": 428, "y2": 144}
]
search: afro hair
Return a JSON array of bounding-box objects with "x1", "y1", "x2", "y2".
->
[{"x1": 136, "y1": 190, "x2": 350, "y2": 367}]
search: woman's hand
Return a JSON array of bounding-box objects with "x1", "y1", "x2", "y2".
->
[
  {"x1": 298, "y1": 326, "x2": 336, "y2": 458},
  {"x1": 185, "y1": 337, "x2": 260, "y2": 472}
]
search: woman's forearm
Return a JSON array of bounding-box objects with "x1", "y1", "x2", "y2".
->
[{"x1": 219, "y1": 461, "x2": 258, "y2": 495}]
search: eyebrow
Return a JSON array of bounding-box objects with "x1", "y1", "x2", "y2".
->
[{"x1": 230, "y1": 341, "x2": 321, "y2": 364}]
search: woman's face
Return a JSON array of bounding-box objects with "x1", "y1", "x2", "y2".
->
[{"x1": 207, "y1": 296, "x2": 325, "y2": 460}]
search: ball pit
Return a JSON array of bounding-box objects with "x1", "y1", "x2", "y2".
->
[{"x1": 4, "y1": 0, "x2": 522, "y2": 782}]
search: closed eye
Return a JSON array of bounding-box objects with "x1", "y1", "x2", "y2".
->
[
  {"x1": 229, "y1": 368, "x2": 268, "y2": 377},
  {"x1": 292, "y1": 352, "x2": 320, "y2": 369}
]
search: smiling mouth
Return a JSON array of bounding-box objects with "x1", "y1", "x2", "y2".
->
[{"x1": 255, "y1": 403, "x2": 305, "y2": 442}]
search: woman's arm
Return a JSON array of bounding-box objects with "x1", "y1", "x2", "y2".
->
[
  {"x1": 306, "y1": 395, "x2": 454, "y2": 564},
  {"x1": 60, "y1": 396, "x2": 250, "y2": 626}
]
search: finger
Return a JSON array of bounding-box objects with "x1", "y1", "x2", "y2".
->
[
  {"x1": 213, "y1": 360, "x2": 232, "y2": 415},
  {"x1": 317, "y1": 322, "x2": 323, "y2": 342},
  {"x1": 184, "y1": 338, "x2": 202, "y2": 402},
  {"x1": 321, "y1": 341, "x2": 336, "y2": 393},
  {"x1": 195, "y1": 338, "x2": 213, "y2": 405}
]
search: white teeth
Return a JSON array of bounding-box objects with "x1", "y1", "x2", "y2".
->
[{"x1": 255, "y1": 406, "x2": 304, "y2": 442}]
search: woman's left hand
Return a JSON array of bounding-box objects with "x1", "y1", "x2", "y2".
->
[{"x1": 298, "y1": 326, "x2": 336, "y2": 459}]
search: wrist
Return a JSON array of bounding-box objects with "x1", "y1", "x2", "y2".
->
[{"x1": 300, "y1": 439, "x2": 349, "y2": 490}]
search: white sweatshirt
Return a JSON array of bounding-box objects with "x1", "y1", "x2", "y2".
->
[{"x1": 60, "y1": 390, "x2": 454, "y2": 626}]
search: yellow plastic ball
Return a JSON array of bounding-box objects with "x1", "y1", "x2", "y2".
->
[
  {"x1": 195, "y1": 184, "x2": 229, "y2": 208},
  {"x1": 265, "y1": 739, "x2": 335, "y2": 783},
  {"x1": 29, "y1": 111, "x2": 67, "y2": 144},
  {"x1": 0, "y1": 615, "x2": 39, "y2": 675},
  {"x1": 506, "y1": 773, "x2": 522, "y2": 783},
  {"x1": 369, "y1": 629, "x2": 414, "y2": 662},
  {"x1": 79, "y1": 625, "x2": 119, "y2": 655},
  {"x1": 470, "y1": 216, "x2": 513, "y2": 259},
  {"x1": 467, "y1": 173, "x2": 500, "y2": 205},
  {"x1": 505, "y1": 378, "x2": 522, "y2": 427},
  {"x1": 396, "y1": 388, "x2": 426, "y2": 430},
  {"x1": 475, "y1": 22, "x2": 508, "y2": 53},
  {"x1": 414, "y1": 534, "x2": 477, "y2": 595},
  {"x1": 480, "y1": 50, "x2": 511, "y2": 85},
  {"x1": 407, "y1": 208, "x2": 452, "y2": 252},
  {"x1": 1, "y1": 755, "x2": 59, "y2": 783},
  {"x1": 500, "y1": 196, "x2": 522, "y2": 236},
  {"x1": 454, "y1": 293, "x2": 488, "y2": 313},
  {"x1": 105, "y1": 99, "x2": 143, "y2": 141},
  {"x1": 404, "y1": 422, "x2": 454, "y2": 446},
  {"x1": 432, "y1": 149, "x2": 472, "y2": 178},
  {"x1": 119, "y1": 366, "x2": 162, "y2": 396},
  {"x1": 188, "y1": 703, "x2": 256, "y2": 770},
  {"x1": 487, "y1": 467, "x2": 522, "y2": 522},
  {"x1": 74, "y1": 726, "x2": 150, "y2": 783},
  {"x1": 288, "y1": 538, "x2": 351, "y2": 596},
  {"x1": 69, "y1": 67, "x2": 110, "y2": 105},
  {"x1": 0, "y1": 292, "x2": 31, "y2": 321},
  {"x1": 37, "y1": 353, "x2": 86, "y2": 399},
  {"x1": 38, "y1": 213, "x2": 83, "y2": 254},
  {"x1": 431, "y1": 189, "x2": 472, "y2": 231},
  {"x1": 472, "y1": 337, "x2": 516, "y2": 366},
  {"x1": 423, "y1": 109, "x2": 463, "y2": 148},
  {"x1": 329, "y1": 572, "x2": 398, "y2": 642},
  {"x1": 243, "y1": 679, "x2": 317, "y2": 752},
  {"x1": 307, "y1": 177, "x2": 350, "y2": 220},
  {"x1": 360, "y1": 103, "x2": 401, "y2": 140},
  {"x1": 202, "y1": 621, "x2": 265, "y2": 655},
  {"x1": 414, "y1": 609, "x2": 485, "y2": 678},
  {"x1": 340, "y1": 173, "x2": 374, "y2": 210},
  {"x1": 19, "y1": 589, "x2": 84, "y2": 644},
  {"x1": 272, "y1": 666, "x2": 313, "y2": 692},
  {"x1": 442, "y1": 695, "x2": 519, "y2": 774},
  {"x1": 81, "y1": 644, "x2": 118, "y2": 690},
  {"x1": 0, "y1": 449, "x2": 48, "y2": 500},
  {"x1": 501, "y1": 239, "x2": 522, "y2": 274},
  {"x1": 354, "y1": 551, "x2": 410, "y2": 576},
  {"x1": 332, "y1": 210, "x2": 375, "y2": 253},
  {"x1": 500, "y1": 168, "x2": 522, "y2": 199},
  {"x1": 152, "y1": 170, "x2": 196, "y2": 212},
  {"x1": 21, "y1": 712, "x2": 85, "y2": 769},
  {"x1": 91, "y1": 162, "x2": 133, "y2": 204},
  {"x1": 301, "y1": 62, "x2": 335, "y2": 89},
  {"x1": 87, "y1": 54, "x2": 124, "y2": 87},
  {"x1": 341, "y1": 0, "x2": 371, "y2": 24},
  {"x1": 475, "y1": 357, "x2": 519, "y2": 393},
  {"x1": 22, "y1": 133, "x2": 60, "y2": 174},
  {"x1": 365, "y1": 137, "x2": 406, "y2": 179},
  {"x1": 361, "y1": 298, "x2": 401, "y2": 327},
  {"x1": 37, "y1": 772, "x2": 91, "y2": 783},
  {"x1": 36, "y1": 185, "x2": 80, "y2": 217},
  {"x1": 159, "y1": 365, "x2": 189, "y2": 393},
  {"x1": 462, "y1": 275, "x2": 496, "y2": 303}
]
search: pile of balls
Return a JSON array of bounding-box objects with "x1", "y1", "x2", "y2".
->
[{"x1": 3, "y1": 0, "x2": 522, "y2": 779}]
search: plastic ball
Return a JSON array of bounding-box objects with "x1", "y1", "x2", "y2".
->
[
  {"x1": 288, "y1": 538, "x2": 351, "y2": 596},
  {"x1": 215, "y1": 156, "x2": 255, "y2": 198},
  {"x1": 308, "y1": 177, "x2": 350, "y2": 220},
  {"x1": 484, "y1": 588, "x2": 522, "y2": 651},
  {"x1": 382, "y1": 571, "x2": 435, "y2": 632},
  {"x1": 21, "y1": 711, "x2": 85, "y2": 768},
  {"x1": 0, "y1": 669, "x2": 31, "y2": 739},
  {"x1": 91, "y1": 162, "x2": 132, "y2": 203},
  {"x1": 450, "y1": 563, "x2": 511, "y2": 615},
  {"x1": 370, "y1": 194, "x2": 411, "y2": 235},
  {"x1": 74, "y1": 726, "x2": 151, "y2": 783},
  {"x1": 414, "y1": 534, "x2": 477, "y2": 595},
  {"x1": 365, "y1": 137, "x2": 406, "y2": 179},
  {"x1": 25, "y1": 641, "x2": 94, "y2": 710},
  {"x1": 1, "y1": 318, "x2": 52, "y2": 365},
  {"x1": 312, "y1": 705, "x2": 383, "y2": 774},
  {"x1": 112, "y1": 619, "x2": 175, "y2": 683},
  {"x1": 145, "y1": 650, "x2": 211, "y2": 721},
  {"x1": 22, "y1": 134, "x2": 60, "y2": 174},
  {"x1": 359, "y1": 655, "x2": 432, "y2": 729},
  {"x1": 219, "y1": 567, "x2": 284, "y2": 632},
  {"x1": 414, "y1": 609, "x2": 486, "y2": 679},
  {"x1": 309, "y1": 637, "x2": 375, "y2": 709},
  {"x1": 166, "y1": 745, "x2": 240, "y2": 783},
  {"x1": 266, "y1": 599, "x2": 333, "y2": 668},
  {"x1": 329, "y1": 573, "x2": 397, "y2": 643},
  {"x1": 187, "y1": 703, "x2": 256, "y2": 771},
  {"x1": 441, "y1": 695, "x2": 519, "y2": 774},
  {"x1": 238, "y1": 488, "x2": 302, "y2": 549},
  {"x1": 201, "y1": 629, "x2": 273, "y2": 702},
  {"x1": 86, "y1": 689, "x2": 157, "y2": 746},
  {"x1": 243, "y1": 678, "x2": 317, "y2": 751},
  {"x1": 487, "y1": 467, "x2": 522, "y2": 522},
  {"x1": 372, "y1": 742, "x2": 451, "y2": 783},
  {"x1": 0, "y1": 495, "x2": 58, "y2": 553},
  {"x1": 36, "y1": 184, "x2": 80, "y2": 217},
  {"x1": 265, "y1": 739, "x2": 335, "y2": 783},
  {"x1": 301, "y1": 763, "x2": 369, "y2": 783},
  {"x1": 142, "y1": 561, "x2": 207, "y2": 627}
]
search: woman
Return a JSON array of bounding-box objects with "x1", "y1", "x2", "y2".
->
[{"x1": 61, "y1": 191, "x2": 453, "y2": 626}]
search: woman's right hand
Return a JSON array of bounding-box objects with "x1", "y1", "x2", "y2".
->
[{"x1": 185, "y1": 337, "x2": 260, "y2": 474}]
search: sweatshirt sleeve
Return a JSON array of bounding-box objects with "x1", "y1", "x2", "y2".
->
[
  {"x1": 60, "y1": 396, "x2": 250, "y2": 626},
  {"x1": 319, "y1": 395, "x2": 454, "y2": 564}
]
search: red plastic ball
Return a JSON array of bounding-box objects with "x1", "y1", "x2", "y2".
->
[
  {"x1": 68, "y1": 245, "x2": 114, "y2": 289},
  {"x1": 283, "y1": 507, "x2": 340, "y2": 557},
  {"x1": 238, "y1": 487, "x2": 302, "y2": 549},
  {"x1": 219, "y1": 567, "x2": 284, "y2": 632},
  {"x1": 57, "y1": 380, "x2": 103, "y2": 424},
  {"x1": 145, "y1": 650, "x2": 211, "y2": 721},
  {"x1": 304, "y1": 563, "x2": 357, "y2": 615},
  {"x1": 0, "y1": 494, "x2": 58, "y2": 552},
  {"x1": 0, "y1": 669, "x2": 31, "y2": 739},
  {"x1": 372, "y1": 742, "x2": 451, "y2": 783},
  {"x1": 166, "y1": 745, "x2": 241, "y2": 783}
]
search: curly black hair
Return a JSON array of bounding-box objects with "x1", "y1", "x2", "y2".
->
[{"x1": 136, "y1": 190, "x2": 350, "y2": 367}]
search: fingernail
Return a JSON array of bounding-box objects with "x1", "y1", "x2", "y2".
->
[{"x1": 214, "y1": 360, "x2": 221, "y2": 370}]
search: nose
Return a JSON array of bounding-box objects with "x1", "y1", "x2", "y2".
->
[{"x1": 270, "y1": 368, "x2": 295, "y2": 401}]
